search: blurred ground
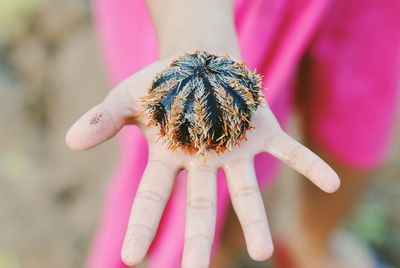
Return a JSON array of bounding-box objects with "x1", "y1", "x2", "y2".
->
[
  {"x1": 0, "y1": 1, "x2": 117, "y2": 267},
  {"x1": 0, "y1": 1, "x2": 399, "y2": 268}
]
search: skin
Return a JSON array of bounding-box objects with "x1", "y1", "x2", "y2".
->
[{"x1": 66, "y1": 1, "x2": 340, "y2": 267}]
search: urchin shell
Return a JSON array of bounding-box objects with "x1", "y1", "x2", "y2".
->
[{"x1": 140, "y1": 50, "x2": 264, "y2": 156}]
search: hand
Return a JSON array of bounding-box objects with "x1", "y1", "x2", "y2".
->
[{"x1": 66, "y1": 58, "x2": 340, "y2": 267}]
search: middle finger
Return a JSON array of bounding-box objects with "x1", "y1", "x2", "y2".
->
[{"x1": 182, "y1": 165, "x2": 217, "y2": 268}]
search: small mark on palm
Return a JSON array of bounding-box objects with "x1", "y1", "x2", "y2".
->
[{"x1": 90, "y1": 113, "x2": 104, "y2": 125}]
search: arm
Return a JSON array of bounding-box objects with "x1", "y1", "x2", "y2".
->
[{"x1": 146, "y1": 0, "x2": 240, "y2": 58}]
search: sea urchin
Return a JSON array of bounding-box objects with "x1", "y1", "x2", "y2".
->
[{"x1": 140, "y1": 50, "x2": 264, "y2": 157}]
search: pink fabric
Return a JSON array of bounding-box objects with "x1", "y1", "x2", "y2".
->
[{"x1": 87, "y1": 0, "x2": 400, "y2": 267}]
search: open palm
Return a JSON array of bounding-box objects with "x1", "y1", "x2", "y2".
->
[{"x1": 66, "y1": 59, "x2": 340, "y2": 268}]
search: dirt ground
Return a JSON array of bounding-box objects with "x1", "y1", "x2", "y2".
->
[{"x1": 0, "y1": 1, "x2": 399, "y2": 268}]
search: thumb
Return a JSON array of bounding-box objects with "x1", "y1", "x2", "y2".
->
[
  {"x1": 65, "y1": 87, "x2": 134, "y2": 151},
  {"x1": 65, "y1": 60, "x2": 170, "y2": 151}
]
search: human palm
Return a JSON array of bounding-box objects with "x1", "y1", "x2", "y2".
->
[{"x1": 66, "y1": 59, "x2": 340, "y2": 267}]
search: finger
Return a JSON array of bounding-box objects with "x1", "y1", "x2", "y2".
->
[
  {"x1": 223, "y1": 159, "x2": 273, "y2": 261},
  {"x1": 65, "y1": 61, "x2": 169, "y2": 151},
  {"x1": 121, "y1": 159, "x2": 178, "y2": 266},
  {"x1": 65, "y1": 89, "x2": 131, "y2": 151},
  {"x1": 182, "y1": 166, "x2": 217, "y2": 268},
  {"x1": 264, "y1": 129, "x2": 341, "y2": 193}
]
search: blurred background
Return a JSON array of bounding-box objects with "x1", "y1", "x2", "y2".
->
[{"x1": 0, "y1": 0, "x2": 399, "y2": 268}]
